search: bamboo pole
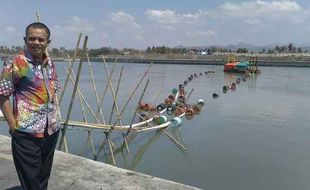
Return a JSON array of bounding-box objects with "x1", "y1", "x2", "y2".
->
[
  {"x1": 87, "y1": 53, "x2": 105, "y2": 123},
  {"x1": 65, "y1": 58, "x2": 87, "y2": 122},
  {"x1": 95, "y1": 59, "x2": 118, "y2": 122},
  {"x1": 102, "y1": 57, "x2": 123, "y2": 126},
  {"x1": 126, "y1": 79, "x2": 150, "y2": 135},
  {"x1": 64, "y1": 66, "x2": 101, "y2": 123},
  {"x1": 185, "y1": 88, "x2": 194, "y2": 103},
  {"x1": 108, "y1": 66, "x2": 124, "y2": 124},
  {"x1": 135, "y1": 112, "x2": 186, "y2": 151},
  {"x1": 111, "y1": 63, "x2": 153, "y2": 129},
  {"x1": 36, "y1": 11, "x2": 41, "y2": 22},
  {"x1": 58, "y1": 36, "x2": 88, "y2": 150},
  {"x1": 59, "y1": 33, "x2": 82, "y2": 104},
  {"x1": 108, "y1": 137, "x2": 116, "y2": 165},
  {"x1": 107, "y1": 66, "x2": 130, "y2": 152}
]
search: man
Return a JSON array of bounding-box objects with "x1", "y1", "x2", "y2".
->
[{"x1": 0, "y1": 22, "x2": 61, "y2": 190}]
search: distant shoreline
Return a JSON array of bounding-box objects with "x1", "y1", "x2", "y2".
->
[
  {"x1": 7, "y1": 53, "x2": 306, "y2": 67},
  {"x1": 84, "y1": 57, "x2": 310, "y2": 67}
]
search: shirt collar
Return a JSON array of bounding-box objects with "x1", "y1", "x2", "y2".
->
[{"x1": 24, "y1": 49, "x2": 51, "y2": 67}]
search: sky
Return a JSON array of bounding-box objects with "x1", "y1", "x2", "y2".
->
[{"x1": 1, "y1": 0, "x2": 310, "y2": 49}]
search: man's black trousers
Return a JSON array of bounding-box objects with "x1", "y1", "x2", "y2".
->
[{"x1": 11, "y1": 130, "x2": 59, "y2": 190}]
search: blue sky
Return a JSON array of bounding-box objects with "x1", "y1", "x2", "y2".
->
[{"x1": 1, "y1": 0, "x2": 310, "y2": 49}]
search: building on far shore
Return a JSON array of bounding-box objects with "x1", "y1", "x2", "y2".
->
[{"x1": 186, "y1": 48, "x2": 212, "y2": 55}]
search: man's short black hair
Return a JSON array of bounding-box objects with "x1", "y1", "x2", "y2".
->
[{"x1": 25, "y1": 22, "x2": 51, "y2": 39}]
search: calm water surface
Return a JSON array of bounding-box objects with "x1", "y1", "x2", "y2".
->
[{"x1": 1, "y1": 62, "x2": 310, "y2": 190}]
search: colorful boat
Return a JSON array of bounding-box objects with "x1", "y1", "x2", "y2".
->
[{"x1": 223, "y1": 54, "x2": 239, "y2": 72}]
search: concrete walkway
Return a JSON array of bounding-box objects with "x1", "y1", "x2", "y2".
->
[{"x1": 0, "y1": 135, "x2": 200, "y2": 190}]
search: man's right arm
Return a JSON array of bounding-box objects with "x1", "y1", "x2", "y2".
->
[{"x1": 0, "y1": 95, "x2": 16, "y2": 132}]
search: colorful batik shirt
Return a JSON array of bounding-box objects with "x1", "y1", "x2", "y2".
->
[{"x1": 0, "y1": 50, "x2": 61, "y2": 136}]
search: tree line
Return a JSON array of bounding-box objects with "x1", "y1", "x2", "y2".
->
[{"x1": 0, "y1": 43, "x2": 308, "y2": 58}]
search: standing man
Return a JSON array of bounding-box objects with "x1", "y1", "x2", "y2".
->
[{"x1": 0, "y1": 22, "x2": 61, "y2": 190}]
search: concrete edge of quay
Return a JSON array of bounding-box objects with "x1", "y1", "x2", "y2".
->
[{"x1": 0, "y1": 135, "x2": 201, "y2": 190}]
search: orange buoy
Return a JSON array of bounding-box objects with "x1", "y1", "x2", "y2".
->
[
  {"x1": 175, "y1": 107, "x2": 185, "y2": 116},
  {"x1": 185, "y1": 107, "x2": 194, "y2": 115},
  {"x1": 192, "y1": 105, "x2": 201, "y2": 113},
  {"x1": 168, "y1": 94, "x2": 175, "y2": 101},
  {"x1": 165, "y1": 98, "x2": 173, "y2": 105}
]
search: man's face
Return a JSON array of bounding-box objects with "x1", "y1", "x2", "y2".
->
[{"x1": 25, "y1": 27, "x2": 50, "y2": 59}]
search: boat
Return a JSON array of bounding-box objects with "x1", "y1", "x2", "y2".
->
[
  {"x1": 223, "y1": 54, "x2": 240, "y2": 72},
  {"x1": 224, "y1": 55, "x2": 260, "y2": 73}
]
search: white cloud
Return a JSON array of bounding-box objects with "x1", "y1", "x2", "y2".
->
[
  {"x1": 187, "y1": 30, "x2": 216, "y2": 38},
  {"x1": 65, "y1": 16, "x2": 94, "y2": 33},
  {"x1": 110, "y1": 11, "x2": 140, "y2": 29},
  {"x1": 145, "y1": 9, "x2": 200, "y2": 24},
  {"x1": 43, "y1": 1, "x2": 310, "y2": 48},
  {"x1": 217, "y1": 0, "x2": 304, "y2": 21}
]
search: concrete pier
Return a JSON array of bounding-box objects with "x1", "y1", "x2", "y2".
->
[{"x1": 0, "y1": 135, "x2": 200, "y2": 190}]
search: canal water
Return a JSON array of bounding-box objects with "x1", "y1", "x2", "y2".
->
[{"x1": 1, "y1": 62, "x2": 310, "y2": 190}]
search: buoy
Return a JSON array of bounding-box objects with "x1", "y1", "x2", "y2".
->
[
  {"x1": 139, "y1": 113, "x2": 147, "y2": 121},
  {"x1": 185, "y1": 107, "x2": 194, "y2": 115},
  {"x1": 165, "y1": 98, "x2": 173, "y2": 105},
  {"x1": 198, "y1": 99, "x2": 205, "y2": 106},
  {"x1": 223, "y1": 85, "x2": 229, "y2": 91},
  {"x1": 212, "y1": 93, "x2": 219, "y2": 98},
  {"x1": 170, "y1": 117, "x2": 182, "y2": 127},
  {"x1": 167, "y1": 104, "x2": 176, "y2": 111},
  {"x1": 192, "y1": 105, "x2": 201, "y2": 112},
  {"x1": 172, "y1": 88, "x2": 178, "y2": 95},
  {"x1": 139, "y1": 101, "x2": 145, "y2": 109},
  {"x1": 184, "y1": 80, "x2": 188, "y2": 85},
  {"x1": 156, "y1": 103, "x2": 166, "y2": 111},
  {"x1": 154, "y1": 115, "x2": 167, "y2": 125},
  {"x1": 143, "y1": 103, "x2": 156, "y2": 111},
  {"x1": 168, "y1": 94, "x2": 175, "y2": 101},
  {"x1": 179, "y1": 88, "x2": 185, "y2": 95},
  {"x1": 194, "y1": 73, "x2": 198, "y2": 77},
  {"x1": 178, "y1": 95, "x2": 186, "y2": 103},
  {"x1": 175, "y1": 107, "x2": 185, "y2": 116}
]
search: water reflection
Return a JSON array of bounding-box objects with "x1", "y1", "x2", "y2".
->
[{"x1": 100, "y1": 127, "x2": 188, "y2": 169}]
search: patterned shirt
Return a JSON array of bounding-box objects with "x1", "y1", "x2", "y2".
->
[{"x1": 0, "y1": 50, "x2": 61, "y2": 136}]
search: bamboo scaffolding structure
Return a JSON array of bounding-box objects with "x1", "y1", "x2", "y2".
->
[
  {"x1": 59, "y1": 33, "x2": 82, "y2": 104},
  {"x1": 66, "y1": 58, "x2": 87, "y2": 123},
  {"x1": 108, "y1": 137, "x2": 116, "y2": 165},
  {"x1": 95, "y1": 59, "x2": 118, "y2": 122},
  {"x1": 107, "y1": 66, "x2": 130, "y2": 152},
  {"x1": 135, "y1": 112, "x2": 187, "y2": 151},
  {"x1": 185, "y1": 88, "x2": 194, "y2": 103},
  {"x1": 108, "y1": 66, "x2": 124, "y2": 125},
  {"x1": 79, "y1": 130, "x2": 96, "y2": 159},
  {"x1": 126, "y1": 79, "x2": 150, "y2": 135},
  {"x1": 87, "y1": 53, "x2": 105, "y2": 123},
  {"x1": 64, "y1": 66, "x2": 101, "y2": 124},
  {"x1": 102, "y1": 57, "x2": 123, "y2": 126},
  {"x1": 94, "y1": 133, "x2": 108, "y2": 161},
  {"x1": 110, "y1": 63, "x2": 153, "y2": 129},
  {"x1": 122, "y1": 79, "x2": 150, "y2": 153},
  {"x1": 65, "y1": 61, "x2": 98, "y2": 158},
  {"x1": 58, "y1": 36, "x2": 88, "y2": 150}
]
